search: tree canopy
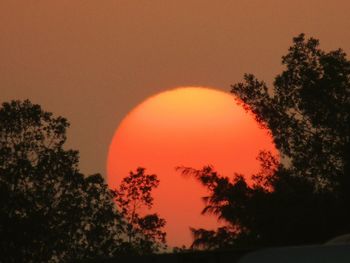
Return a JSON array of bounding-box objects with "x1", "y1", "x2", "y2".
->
[
  {"x1": 114, "y1": 167, "x2": 167, "y2": 254},
  {"x1": 181, "y1": 34, "x2": 350, "y2": 250},
  {"x1": 0, "y1": 100, "x2": 123, "y2": 262},
  {"x1": 232, "y1": 34, "x2": 349, "y2": 190}
]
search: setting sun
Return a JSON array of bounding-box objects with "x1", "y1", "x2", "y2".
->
[{"x1": 107, "y1": 87, "x2": 277, "y2": 247}]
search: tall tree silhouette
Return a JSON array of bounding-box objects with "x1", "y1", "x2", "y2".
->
[
  {"x1": 114, "y1": 167, "x2": 167, "y2": 254},
  {"x1": 0, "y1": 100, "x2": 124, "y2": 262},
  {"x1": 180, "y1": 34, "x2": 350, "y2": 249},
  {"x1": 232, "y1": 34, "x2": 349, "y2": 191}
]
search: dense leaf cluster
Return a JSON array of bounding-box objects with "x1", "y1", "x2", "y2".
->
[
  {"x1": 0, "y1": 101, "x2": 123, "y2": 262},
  {"x1": 184, "y1": 34, "x2": 350, "y2": 250}
]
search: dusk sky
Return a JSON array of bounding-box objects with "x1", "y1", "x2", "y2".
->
[{"x1": 1, "y1": 0, "x2": 350, "y2": 178}]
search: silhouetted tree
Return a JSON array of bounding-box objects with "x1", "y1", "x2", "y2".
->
[
  {"x1": 0, "y1": 100, "x2": 124, "y2": 262},
  {"x1": 232, "y1": 34, "x2": 349, "y2": 191},
  {"x1": 114, "y1": 167, "x2": 167, "y2": 254},
  {"x1": 181, "y1": 34, "x2": 350, "y2": 249}
]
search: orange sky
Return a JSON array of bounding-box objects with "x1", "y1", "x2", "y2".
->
[
  {"x1": 1, "y1": 1, "x2": 349, "y2": 176},
  {"x1": 107, "y1": 87, "x2": 278, "y2": 247}
]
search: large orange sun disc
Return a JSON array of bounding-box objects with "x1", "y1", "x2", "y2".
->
[{"x1": 107, "y1": 87, "x2": 277, "y2": 247}]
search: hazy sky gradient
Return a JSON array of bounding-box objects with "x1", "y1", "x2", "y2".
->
[{"x1": 1, "y1": 0, "x2": 350, "y2": 176}]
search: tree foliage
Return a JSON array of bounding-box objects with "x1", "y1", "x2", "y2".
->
[
  {"x1": 182, "y1": 34, "x2": 350, "y2": 249},
  {"x1": 0, "y1": 100, "x2": 123, "y2": 262},
  {"x1": 232, "y1": 34, "x2": 349, "y2": 190},
  {"x1": 114, "y1": 167, "x2": 167, "y2": 254}
]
